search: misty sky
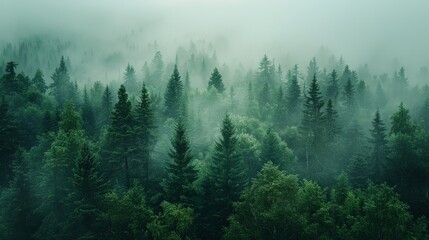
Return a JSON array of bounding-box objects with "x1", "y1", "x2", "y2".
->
[{"x1": 2, "y1": 0, "x2": 429, "y2": 74}]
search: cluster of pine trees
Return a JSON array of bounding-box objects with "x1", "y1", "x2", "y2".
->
[{"x1": 1, "y1": 41, "x2": 429, "y2": 239}]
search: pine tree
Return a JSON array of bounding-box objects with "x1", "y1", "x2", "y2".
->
[
  {"x1": 204, "y1": 114, "x2": 245, "y2": 235},
  {"x1": 306, "y1": 57, "x2": 320, "y2": 85},
  {"x1": 260, "y1": 128, "x2": 293, "y2": 170},
  {"x1": 163, "y1": 119, "x2": 197, "y2": 206},
  {"x1": 135, "y1": 83, "x2": 156, "y2": 186},
  {"x1": 0, "y1": 61, "x2": 18, "y2": 93},
  {"x1": 68, "y1": 143, "x2": 106, "y2": 239},
  {"x1": 101, "y1": 85, "x2": 113, "y2": 126},
  {"x1": 207, "y1": 67, "x2": 225, "y2": 93},
  {"x1": 123, "y1": 64, "x2": 138, "y2": 96},
  {"x1": 258, "y1": 82, "x2": 271, "y2": 120},
  {"x1": 325, "y1": 99, "x2": 339, "y2": 141},
  {"x1": 343, "y1": 78, "x2": 355, "y2": 108},
  {"x1": 0, "y1": 99, "x2": 21, "y2": 185},
  {"x1": 273, "y1": 86, "x2": 287, "y2": 129},
  {"x1": 257, "y1": 55, "x2": 274, "y2": 86},
  {"x1": 246, "y1": 81, "x2": 260, "y2": 118},
  {"x1": 368, "y1": 110, "x2": 388, "y2": 182},
  {"x1": 286, "y1": 64, "x2": 301, "y2": 123},
  {"x1": 348, "y1": 155, "x2": 370, "y2": 188},
  {"x1": 0, "y1": 152, "x2": 39, "y2": 240},
  {"x1": 150, "y1": 51, "x2": 164, "y2": 86},
  {"x1": 50, "y1": 56, "x2": 72, "y2": 107},
  {"x1": 301, "y1": 75, "x2": 325, "y2": 173},
  {"x1": 81, "y1": 88, "x2": 96, "y2": 138},
  {"x1": 164, "y1": 65, "x2": 183, "y2": 119},
  {"x1": 103, "y1": 85, "x2": 136, "y2": 189},
  {"x1": 32, "y1": 68, "x2": 47, "y2": 93},
  {"x1": 36, "y1": 102, "x2": 85, "y2": 239},
  {"x1": 326, "y1": 70, "x2": 339, "y2": 101}
]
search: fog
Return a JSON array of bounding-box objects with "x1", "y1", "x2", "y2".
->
[{"x1": 2, "y1": 0, "x2": 429, "y2": 76}]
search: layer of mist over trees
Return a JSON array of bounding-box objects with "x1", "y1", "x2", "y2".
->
[{"x1": 1, "y1": 1, "x2": 429, "y2": 239}]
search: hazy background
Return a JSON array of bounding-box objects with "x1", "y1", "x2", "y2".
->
[{"x1": 1, "y1": 0, "x2": 429, "y2": 80}]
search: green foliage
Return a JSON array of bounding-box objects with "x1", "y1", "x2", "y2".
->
[
  {"x1": 148, "y1": 201, "x2": 194, "y2": 240},
  {"x1": 369, "y1": 110, "x2": 387, "y2": 182},
  {"x1": 165, "y1": 65, "x2": 183, "y2": 119},
  {"x1": 123, "y1": 64, "x2": 138, "y2": 95},
  {"x1": 208, "y1": 67, "x2": 225, "y2": 93},
  {"x1": 50, "y1": 56, "x2": 74, "y2": 107},
  {"x1": 103, "y1": 185, "x2": 152, "y2": 240},
  {"x1": 163, "y1": 119, "x2": 197, "y2": 206},
  {"x1": 260, "y1": 128, "x2": 295, "y2": 170}
]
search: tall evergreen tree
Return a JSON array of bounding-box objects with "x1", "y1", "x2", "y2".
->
[
  {"x1": 32, "y1": 68, "x2": 47, "y2": 93},
  {"x1": 0, "y1": 99, "x2": 21, "y2": 185},
  {"x1": 81, "y1": 88, "x2": 96, "y2": 138},
  {"x1": 286, "y1": 64, "x2": 301, "y2": 124},
  {"x1": 123, "y1": 64, "x2": 138, "y2": 96},
  {"x1": 100, "y1": 85, "x2": 113, "y2": 127},
  {"x1": 67, "y1": 143, "x2": 106, "y2": 239},
  {"x1": 207, "y1": 67, "x2": 225, "y2": 93},
  {"x1": 301, "y1": 75, "x2": 325, "y2": 173},
  {"x1": 163, "y1": 119, "x2": 197, "y2": 206},
  {"x1": 36, "y1": 102, "x2": 85, "y2": 240},
  {"x1": 260, "y1": 128, "x2": 294, "y2": 170},
  {"x1": 369, "y1": 110, "x2": 387, "y2": 182},
  {"x1": 258, "y1": 82, "x2": 271, "y2": 120},
  {"x1": 246, "y1": 81, "x2": 260, "y2": 118},
  {"x1": 343, "y1": 78, "x2": 355, "y2": 108},
  {"x1": 164, "y1": 65, "x2": 183, "y2": 119},
  {"x1": 201, "y1": 114, "x2": 245, "y2": 239},
  {"x1": 273, "y1": 86, "x2": 287, "y2": 129},
  {"x1": 257, "y1": 55, "x2": 274, "y2": 86},
  {"x1": 0, "y1": 61, "x2": 18, "y2": 93},
  {"x1": 135, "y1": 83, "x2": 156, "y2": 187},
  {"x1": 326, "y1": 70, "x2": 339, "y2": 101},
  {"x1": 103, "y1": 85, "x2": 136, "y2": 189},
  {"x1": 306, "y1": 57, "x2": 320, "y2": 85},
  {"x1": 50, "y1": 56, "x2": 72, "y2": 107},
  {"x1": 325, "y1": 98, "x2": 339, "y2": 141}
]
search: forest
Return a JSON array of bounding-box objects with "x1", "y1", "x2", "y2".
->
[{"x1": 1, "y1": 1, "x2": 429, "y2": 240}]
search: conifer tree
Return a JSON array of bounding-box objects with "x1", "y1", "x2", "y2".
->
[
  {"x1": 81, "y1": 88, "x2": 96, "y2": 138},
  {"x1": 286, "y1": 64, "x2": 301, "y2": 123},
  {"x1": 246, "y1": 81, "x2": 260, "y2": 118},
  {"x1": 203, "y1": 114, "x2": 245, "y2": 236},
  {"x1": 163, "y1": 119, "x2": 197, "y2": 206},
  {"x1": 306, "y1": 57, "x2": 320, "y2": 85},
  {"x1": 0, "y1": 99, "x2": 21, "y2": 185},
  {"x1": 0, "y1": 61, "x2": 18, "y2": 93},
  {"x1": 301, "y1": 75, "x2": 325, "y2": 172},
  {"x1": 207, "y1": 67, "x2": 225, "y2": 93},
  {"x1": 101, "y1": 85, "x2": 113, "y2": 126},
  {"x1": 135, "y1": 83, "x2": 156, "y2": 186},
  {"x1": 326, "y1": 70, "x2": 339, "y2": 101},
  {"x1": 260, "y1": 128, "x2": 294, "y2": 169},
  {"x1": 50, "y1": 56, "x2": 72, "y2": 107},
  {"x1": 258, "y1": 82, "x2": 271, "y2": 120},
  {"x1": 325, "y1": 99, "x2": 339, "y2": 141},
  {"x1": 369, "y1": 110, "x2": 387, "y2": 182},
  {"x1": 421, "y1": 97, "x2": 429, "y2": 133},
  {"x1": 273, "y1": 86, "x2": 287, "y2": 129},
  {"x1": 257, "y1": 55, "x2": 274, "y2": 86},
  {"x1": 103, "y1": 85, "x2": 136, "y2": 189},
  {"x1": 164, "y1": 65, "x2": 183, "y2": 119},
  {"x1": 123, "y1": 64, "x2": 138, "y2": 95},
  {"x1": 343, "y1": 78, "x2": 355, "y2": 108},
  {"x1": 68, "y1": 143, "x2": 106, "y2": 239},
  {"x1": 32, "y1": 68, "x2": 47, "y2": 93}
]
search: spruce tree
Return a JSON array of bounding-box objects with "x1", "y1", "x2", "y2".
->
[
  {"x1": 37, "y1": 102, "x2": 85, "y2": 239},
  {"x1": 273, "y1": 86, "x2": 287, "y2": 129},
  {"x1": 0, "y1": 99, "x2": 21, "y2": 185},
  {"x1": 260, "y1": 128, "x2": 293, "y2": 169},
  {"x1": 100, "y1": 85, "x2": 113, "y2": 127},
  {"x1": 123, "y1": 64, "x2": 138, "y2": 96},
  {"x1": 325, "y1": 99, "x2": 339, "y2": 141},
  {"x1": 103, "y1": 85, "x2": 136, "y2": 189},
  {"x1": 246, "y1": 81, "x2": 260, "y2": 118},
  {"x1": 257, "y1": 55, "x2": 274, "y2": 86},
  {"x1": 286, "y1": 64, "x2": 301, "y2": 123},
  {"x1": 32, "y1": 68, "x2": 47, "y2": 93},
  {"x1": 68, "y1": 143, "x2": 106, "y2": 239},
  {"x1": 369, "y1": 110, "x2": 387, "y2": 182},
  {"x1": 343, "y1": 78, "x2": 355, "y2": 108},
  {"x1": 164, "y1": 65, "x2": 183, "y2": 119},
  {"x1": 204, "y1": 114, "x2": 245, "y2": 235},
  {"x1": 326, "y1": 70, "x2": 339, "y2": 101},
  {"x1": 258, "y1": 82, "x2": 271, "y2": 120},
  {"x1": 163, "y1": 119, "x2": 197, "y2": 206},
  {"x1": 50, "y1": 56, "x2": 72, "y2": 107},
  {"x1": 306, "y1": 57, "x2": 320, "y2": 85},
  {"x1": 81, "y1": 88, "x2": 96, "y2": 138},
  {"x1": 135, "y1": 83, "x2": 156, "y2": 186},
  {"x1": 301, "y1": 74, "x2": 325, "y2": 173},
  {"x1": 207, "y1": 67, "x2": 225, "y2": 93},
  {"x1": 0, "y1": 61, "x2": 18, "y2": 93}
]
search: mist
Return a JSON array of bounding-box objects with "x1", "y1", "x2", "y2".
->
[
  {"x1": 2, "y1": 0, "x2": 429, "y2": 75},
  {"x1": 1, "y1": 1, "x2": 429, "y2": 239}
]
